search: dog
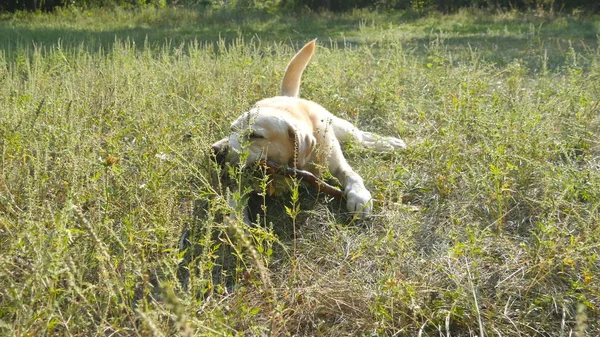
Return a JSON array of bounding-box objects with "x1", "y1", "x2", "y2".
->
[{"x1": 211, "y1": 39, "x2": 406, "y2": 217}]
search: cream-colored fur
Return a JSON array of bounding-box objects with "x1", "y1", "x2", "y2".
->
[{"x1": 213, "y1": 40, "x2": 406, "y2": 216}]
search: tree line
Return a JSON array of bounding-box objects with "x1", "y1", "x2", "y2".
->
[{"x1": 1, "y1": 0, "x2": 598, "y2": 14}]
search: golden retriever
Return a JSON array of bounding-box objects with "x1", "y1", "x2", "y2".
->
[{"x1": 211, "y1": 40, "x2": 406, "y2": 217}]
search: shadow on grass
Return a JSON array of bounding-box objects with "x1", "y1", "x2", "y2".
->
[
  {"x1": 0, "y1": 9, "x2": 386, "y2": 54},
  {"x1": 410, "y1": 34, "x2": 599, "y2": 70},
  {"x1": 177, "y1": 179, "x2": 348, "y2": 294},
  {"x1": 1, "y1": 8, "x2": 597, "y2": 69},
  {"x1": 399, "y1": 11, "x2": 599, "y2": 67}
]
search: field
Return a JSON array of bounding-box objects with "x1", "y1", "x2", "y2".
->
[{"x1": 1, "y1": 6, "x2": 599, "y2": 336}]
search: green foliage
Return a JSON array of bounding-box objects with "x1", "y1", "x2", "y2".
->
[
  {"x1": 0, "y1": 7, "x2": 599, "y2": 336},
  {"x1": 1, "y1": 0, "x2": 599, "y2": 13}
]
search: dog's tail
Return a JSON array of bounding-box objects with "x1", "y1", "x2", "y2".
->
[{"x1": 280, "y1": 39, "x2": 316, "y2": 97}]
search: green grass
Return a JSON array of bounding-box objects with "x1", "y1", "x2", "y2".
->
[{"x1": 1, "y1": 6, "x2": 599, "y2": 336}]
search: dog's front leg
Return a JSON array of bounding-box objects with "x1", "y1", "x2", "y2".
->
[{"x1": 326, "y1": 139, "x2": 373, "y2": 216}]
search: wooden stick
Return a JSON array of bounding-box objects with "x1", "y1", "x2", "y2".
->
[
  {"x1": 208, "y1": 143, "x2": 344, "y2": 198},
  {"x1": 260, "y1": 160, "x2": 344, "y2": 199}
]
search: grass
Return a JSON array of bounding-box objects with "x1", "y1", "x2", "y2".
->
[{"x1": 0, "y1": 6, "x2": 599, "y2": 336}]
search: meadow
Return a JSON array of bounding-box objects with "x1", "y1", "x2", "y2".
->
[{"x1": 0, "y1": 6, "x2": 599, "y2": 336}]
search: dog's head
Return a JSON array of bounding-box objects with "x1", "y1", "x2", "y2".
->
[
  {"x1": 211, "y1": 40, "x2": 318, "y2": 169},
  {"x1": 223, "y1": 106, "x2": 316, "y2": 168}
]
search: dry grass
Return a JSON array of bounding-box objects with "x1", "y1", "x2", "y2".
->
[{"x1": 0, "y1": 7, "x2": 599, "y2": 336}]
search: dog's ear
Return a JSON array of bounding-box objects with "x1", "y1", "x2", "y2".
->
[{"x1": 287, "y1": 126, "x2": 316, "y2": 168}]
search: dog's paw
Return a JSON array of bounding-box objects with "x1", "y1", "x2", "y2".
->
[
  {"x1": 345, "y1": 186, "x2": 373, "y2": 217},
  {"x1": 384, "y1": 136, "x2": 407, "y2": 150},
  {"x1": 360, "y1": 132, "x2": 406, "y2": 151}
]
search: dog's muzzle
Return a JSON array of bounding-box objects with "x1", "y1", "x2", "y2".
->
[{"x1": 211, "y1": 138, "x2": 231, "y2": 165}]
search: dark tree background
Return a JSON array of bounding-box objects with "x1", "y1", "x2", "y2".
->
[
  {"x1": 293, "y1": 0, "x2": 599, "y2": 12},
  {"x1": 0, "y1": 0, "x2": 598, "y2": 14}
]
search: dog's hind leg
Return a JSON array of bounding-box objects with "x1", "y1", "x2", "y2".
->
[{"x1": 330, "y1": 116, "x2": 406, "y2": 151}]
